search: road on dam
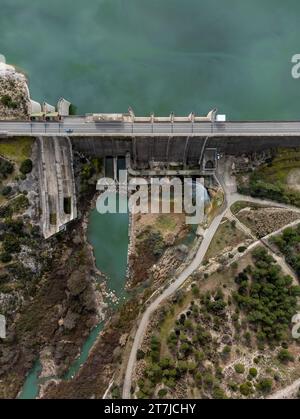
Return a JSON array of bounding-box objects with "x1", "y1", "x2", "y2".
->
[{"x1": 2, "y1": 118, "x2": 300, "y2": 136}]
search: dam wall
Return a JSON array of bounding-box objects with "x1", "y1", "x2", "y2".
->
[{"x1": 71, "y1": 136, "x2": 300, "y2": 167}]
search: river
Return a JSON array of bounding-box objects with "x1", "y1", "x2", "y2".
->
[
  {"x1": 1, "y1": 0, "x2": 300, "y2": 120},
  {"x1": 19, "y1": 196, "x2": 129, "y2": 399}
]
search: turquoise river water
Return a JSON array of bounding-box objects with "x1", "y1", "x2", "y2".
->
[{"x1": 19, "y1": 198, "x2": 129, "y2": 399}]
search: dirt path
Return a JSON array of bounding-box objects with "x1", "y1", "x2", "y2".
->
[{"x1": 268, "y1": 378, "x2": 300, "y2": 399}]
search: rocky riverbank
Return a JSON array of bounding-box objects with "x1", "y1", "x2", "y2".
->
[
  {"x1": 0, "y1": 147, "x2": 108, "y2": 398},
  {"x1": 0, "y1": 61, "x2": 30, "y2": 120}
]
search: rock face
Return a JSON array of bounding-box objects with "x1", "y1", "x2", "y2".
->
[{"x1": 0, "y1": 61, "x2": 30, "y2": 120}]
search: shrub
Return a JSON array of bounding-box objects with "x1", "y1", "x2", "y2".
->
[
  {"x1": 234, "y1": 363, "x2": 245, "y2": 374},
  {"x1": 277, "y1": 349, "x2": 294, "y2": 364},
  {"x1": 0, "y1": 252, "x2": 12, "y2": 264},
  {"x1": 158, "y1": 388, "x2": 168, "y2": 398},
  {"x1": 1, "y1": 94, "x2": 18, "y2": 109},
  {"x1": 238, "y1": 246, "x2": 247, "y2": 253},
  {"x1": 228, "y1": 382, "x2": 238, "y2": 392},
  {"x1": 213, "y1": 387, "x2": 227, "y2": 399},
  {"x1": 0, "y1": 159, "x2": 14, "y2": 179},
  {"x1": 240, "y1": 382, "x2": 253, "y2": 396},
  {"x1": 137, "y1": 349, "x2": 145, "y2": 361},
  {"x1": 191, "y1": 284, "x2": 200, "y2": 296},
  {"x1": 2, "y1": 234, "x2": 21, "y2": 254},
  {"x1": 249, "y1": 368, "x2": 258, "y2": 378},
  {"x1": 20, "y1": 159, "x2": 33, "y2": 175},
  {"x1": 256, "y1": 378, "x2": 273, "y2": 394},
  {"x1": 1, "y1": 185, "x2": 12, "y2": 196}
]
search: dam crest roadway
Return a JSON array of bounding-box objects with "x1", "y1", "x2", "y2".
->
[{"x1": 3, "y1": 109, "x2": 300, "y2": 136}]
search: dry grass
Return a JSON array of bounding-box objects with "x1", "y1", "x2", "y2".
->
[{"x1": 0, "y1": 137, "x2": 33, "y2": 163}]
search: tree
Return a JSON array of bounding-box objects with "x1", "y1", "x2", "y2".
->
[
  {"x1": 136, "y1": 349, "x2": 145, "y2": 361},
  {"x1": 20, "y1": 159, "x2": 33, "y2": 175},
  {"x1": 158, "y1": 388, "x2": 168, "y2": 398},
  {"x1": 256, "y1": 378, "x2": 273, "y2": 394},
  {"x1": 0, "y1": 252, "x2": 12, "y2": 264},
  {"x1": 3, "y1": 234, "x2": 21, "y2": 254},
  {"x1": 277, "y1": 349, "x2": 294, "y2": 364},
  {"x1": 1, "y1": 185, "x2": 12, "y2": 196},
  {"x1": 0, "y1": 159, "x2": 14, "y2": 179},
  {"x1": 234, "y1": 363, "x2": 245, "y2": 374},
  {"x1": 249, "y1": 368, "x2": 258, "y2": 378},
  {"x1": 1, "y1": 94, "x2": 17, "y2": 109},
  {"x1": 240, "y1": 382, "x2": 253, "y2": 396}
]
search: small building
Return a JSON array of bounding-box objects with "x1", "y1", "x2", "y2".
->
[
  {"x1": 30, "y1": 99, "x2": 42, "y2": 114},
  {"x1": 216, "y1": 114, "x2": 226, "y2": 122},
  {"x1": 43, "y1": 102, "x2": 56, "y2": 113},
  {"x1": 57, "y1": 98, "x2": 71, "y2": 116}
]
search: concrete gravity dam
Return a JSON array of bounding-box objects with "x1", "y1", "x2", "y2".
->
[
  {"x1": 3, "y1": 111, "x2": 300, "y2": 238},
  {"x1": 70, "y1": 134, "x2": 300, "y2": 165},
  {"x1": 35, "y1": 131, "x2": 300, "y2": 240}
]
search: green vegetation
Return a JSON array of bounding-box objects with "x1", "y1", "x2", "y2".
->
[
  {"x1": 0, "y1": 158, "x2": 14, "y2": 180},
  {"x1": 256, "y1": 378, "x2": 273, "y2": 394},
  {"x1": 0, "y1": 218, "x2": 30, "y2": 268},
  {"x1": 249, "y1": 368, "x2": 258, "y2": 378},
  {"x1": 205, "y1": 220, "x2": 249, "y2": 260},
  {"x1": 233, "y1": 247, "x2": 299, "y2": 343},
  {"x1": 69, "y1": 103, "x2": 77, "y2": 115},
  {"x1": 0, "y1": 252, "x2": 12, "y2": 264},
  {"x1": 0, "y1": 137, "x2": 33, "y2": 163},
  {"x1": 234, "y1": 363, "x2": 245, "y2": 374},
  {"x1": 231, "y1": 201, "x2": 262, "y2": 215},
  {"x1": 79, "y1": 158, "x2": 103, "y2": 194},
  {"x1": 137, "y1": 227, "x2": 165, "y2": 258},
  {"x1": 137, "y1": 246, "x2": 299, "y2": 399},
  {"x1": 1, "y1": 185, "x2": 12, "y2": 197},
  {"x1": 155, "y1": 214, "x2": 177, "y2": 232},
  {"x1": 0, "y1": 195, "x2": 29, "y2": 218},
  {"x1": 239, "y1": 382, "x2": 253, "y2": 396},
  {"x1": 19, "y1": 159, "x2": 32, "y2": 175},
  {"x1": 277, "y1": 349, "x2": 294, "y2": 364},
  {"x1": 238, "y1": 148, "x2": 300, "y2": 207},
  {"x1": 271, "y1": 224, "x2": 300, "y2": 277},
  {"x1": 1, "y1": 94, "x2": 18, "y2": 109}
]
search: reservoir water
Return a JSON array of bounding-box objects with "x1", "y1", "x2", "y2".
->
[{"x1": 1, "y1": 0, "x2": 300, "y2": 120}]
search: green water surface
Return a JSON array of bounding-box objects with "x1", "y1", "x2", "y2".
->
[{"x1": 1, "y1": 0, "x2": 300, "y2": 119}]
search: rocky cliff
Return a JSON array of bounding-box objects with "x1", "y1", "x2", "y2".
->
[{"x1": 0, "y1": 61, "x2": 30, "y2": 120}]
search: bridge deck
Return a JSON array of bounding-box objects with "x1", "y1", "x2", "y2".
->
[{"x1": 1, "y1": 119, "x2": 300, "y2": 137}]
